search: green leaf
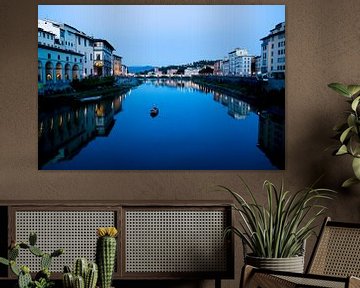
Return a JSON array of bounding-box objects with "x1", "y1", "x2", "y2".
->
[
  {"x1": 0, "y1": 257, "x2": 9, "y2": 266},
  {"x1": 328, "y1": 83, "x2": 351, "y2": 97},
  {"x1": 340, "y1": 127, "x2": 353, "y2": 143},
  {"x1": 351, "y1": 96, "x2": 360, "y2": 111},
  {"x1": 347, "y1": 114, "x2": 356, "y2": 128},
  {"x1": 352, "y1": 157, "x2": 360, "y2": 179},
  {"x1": 347, "y1": 85, "x2": 360, "y2": 97},
  {"x1": 342, "y1": 177, "x2": 360, "y2": 188},
  {"x1": 336, "y1": 144, "x2": 348, "y2": 155},
  {"x1": 349, "y1": 135, "x2": 360, "y2": 157}
]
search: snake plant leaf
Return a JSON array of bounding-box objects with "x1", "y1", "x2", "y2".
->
[
  {"x1": 340, "y1": 127, "x2": 353, "y2": 143},
  {"x1": 352, "y1": 157, "x2": 360, "y2": 179},
  {"x1": 351, "y1": 96, "x2": 360, "y2": 111},
  {"x1": 336, "y1": 144, "x2": 348, "y2": 155},
  {"x1": 342, "y1": 177, "x2": 360, "y2": 188},
  {"x1": 347, "y1": 85, "x2": 360, "y2": 97},
  {"x1": 328, "y1": 83, "x2": 351, "y2": 98}
]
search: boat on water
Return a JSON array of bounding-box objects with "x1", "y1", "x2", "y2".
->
[{"x1": 150, "y1": 107, "x2": 159, "y2": 117}]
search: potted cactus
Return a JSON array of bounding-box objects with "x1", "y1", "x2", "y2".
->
[
  {"x1": 96, "y1": 227, "x2": 118, "y2": 288},
  {"x1": 0, "y1": 232, "x2": 63, "y2": 288},
  {"x1": 62, "y1": 258, "x2": 98, "y2": 288}
]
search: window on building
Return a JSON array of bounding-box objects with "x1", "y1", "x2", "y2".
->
[
  {"x1": 90, "y1": 54, "x2": 92, "y2": 61},
  {"x1": 48, "y1": 53, "x2": 51, "y2": 59},
  {"x1": 66, "y1": 56, "x2": 69, "y2": 61},
  {"x1": 84, "y1": 39, "x2": 87, "y2": 47},
  {"x1": 65, "y1": 41, "x2": 67, "y2": 45},
  {"x1": 71, "y1": 43, "x2": 73, "y2": 47},
  {"x1": 271, "y1": 58, "x2": 273, "y2": 64},
  {"x1": 58, "y1": 55, "x2": 60, "y2": 60},
  {"x1": 47, "y1": 34, "x2": 49, "y2": 39},
  {"x1": 75, "y1": 58, "x2": 77, "y2": 62},
  {"x1": 43, "y1": 32, "x2": 45, "y2": 37},
  {"x1": 80, "y1": 59, "x2": 82, "y2": 63},
  {"x1": 85, "y1": 68, "x2": 87, "y2": 74},
  {"x1": 90, "y1": 68, "x2": 93, "y2": 74},
  {"x1": 96, "y1": 54, "x2": 100, "y2": 60},
  {"x1": 78, "y1": 37, "x2": 81, "y2": 45}
]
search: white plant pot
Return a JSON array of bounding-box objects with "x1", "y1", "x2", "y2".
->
[{"x1": 245, "y1": 254, "x2": 305, "y2": 273}]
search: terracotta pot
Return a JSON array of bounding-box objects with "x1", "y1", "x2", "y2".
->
[{"x1": 245, "y1": 254, "x2": 305, "y2": 273}]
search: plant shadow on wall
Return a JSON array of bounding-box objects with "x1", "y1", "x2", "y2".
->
[
  {"x1": 219, "y1": 178, "x2": 336, "y2": 273},
  {"x1": 328, "y1": 83, "x2": 360, "y2": 187}
]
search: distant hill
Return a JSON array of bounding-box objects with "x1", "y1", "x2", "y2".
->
[{"x1": 128, "y1": 66, "x2": 155, "y2": 74}]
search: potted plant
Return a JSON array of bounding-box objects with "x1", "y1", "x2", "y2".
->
[
  {"x1": 220, "y1": 179, "x2": 335, "y2": 273},
  {"x1": 328, "y1": 83, "x2": 360, "y2": 187},
  {"x1": 0, "y1": 232, "x2": 63, "y2": 288}
]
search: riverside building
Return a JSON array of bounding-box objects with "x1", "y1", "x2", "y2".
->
[
  {"x1": 38, "y1": 28, "x2": 83, "y2": 86},
  {"x1": 38, "y1": 19, "x2": 94, "y2": 78},
  {"x1": 93, "y1": 39, "x2": 115, "y2": 77},
  {"x1": 260, "y1": 22, "x2": 285, "y2": 78}
]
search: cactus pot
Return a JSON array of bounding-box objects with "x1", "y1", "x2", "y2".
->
[{"x1": 245, "y1": 254, "x2": 305, "y2": 273}]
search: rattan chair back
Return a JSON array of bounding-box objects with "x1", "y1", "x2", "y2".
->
[{"x1": 307, "y1": 217, "x2": 360, "y2": 278}]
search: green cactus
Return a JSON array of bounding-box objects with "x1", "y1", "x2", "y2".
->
[
  {"x1": 18, "y1": 270, "x2": 32, "y2": 288},
  {"x1": 51, "y1": 248, "x2": 64, "y2": 258},
  {"x1": 64, "y1": 259, "x2": 98, "y2": 288},
  {"x1": 29, "y1": 246, "x2": 44, "y2": 257},
  {"x1": 9, "y1": 246, "x2": 19, "y2": 260},
  {"x1": 73, "y1": 275, "x2": 85, "y2": 288},
  {"x1": 41, "y1": 253, "x2": 52, "y2": 270},
  {"x1": 96, "y1": 235, "x2": 117, "y2": 288},
  {"x1": 63, "y1": 265, "x2": 72, "y2": 273},
  {"x1": 10, "y1": 260, "x2": 20, "y2": 276},
  {"x1": 0, "y1": 257, "x2": 9, "y2": 266},
  {"x1": 74, "y1": 258, "x2": 87, "y2": 279},
  {"x1": 0, "y1": 233, "x2": 63, "y2": 288},
  {"x1": 29, "y1": 232, "x2": 37, "y2": 246},
  {"x1": 85, "y1": 263, "x2": 98, "y2": 288},
  {"x1": 63, "y1": 272, "x2": 74, "y2": 288}
]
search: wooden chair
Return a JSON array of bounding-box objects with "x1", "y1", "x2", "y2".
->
[{"x1": 241, "y1": 217, "x2": 360, "y2": 288}]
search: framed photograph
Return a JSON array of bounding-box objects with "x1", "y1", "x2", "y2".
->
[{"x1": 38, "y1": 5, "x2": 285, "y2": 170}]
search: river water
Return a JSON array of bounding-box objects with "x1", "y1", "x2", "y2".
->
[{"x1": 39, "y1": 79, "x2": 284, "y2": 170}]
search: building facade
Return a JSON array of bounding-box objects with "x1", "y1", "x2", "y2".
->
[
  {"x1": 222, "y1": 59, "x2": 230, "y2": 76},
  {"x1": 93, "y1": 39, "x2": 115, "y2": 77},
  {"x1": 38, "y1": 19, "x2": 94, "y2": 78},
  {"x1": 235, "y1": 55, "x2": 253, "y2": 76},
  {"x1": 228, "y1": 48, "x2": 248, "y2": 75},
  {"x1": 38, "y1": 31, "x2": 83, "y2": 85},
  {"x1": 113, "y1": 54, "x2": 123, "y2": 76},
  {"x1": 252, "y1": 56, "x2": 262, "y2": 75},
  {"x1": 260, "y1": 22, "x2": 285, "y2": 78},
  {"x1": 213, "y1": 60, "x2": 223, "y2": 76}
]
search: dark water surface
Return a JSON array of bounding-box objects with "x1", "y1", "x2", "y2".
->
[{"x1": 39, "y1": 79, "x2": 284, "y2": 170}]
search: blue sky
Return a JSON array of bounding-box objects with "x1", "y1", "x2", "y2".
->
[{"x1": 38, "y1": 5, "x2": 285, "y2": 67}]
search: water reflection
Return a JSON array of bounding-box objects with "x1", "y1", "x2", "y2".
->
[
  {"x1": 39, "y1": 94, "x2": 125, "y2": 168},
  {"x1": 39, "y1": 79, "x2": 284, "y2": 169},
  {"x1": 257, "y1": 108, "x2": 285, "y2": 169}
]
